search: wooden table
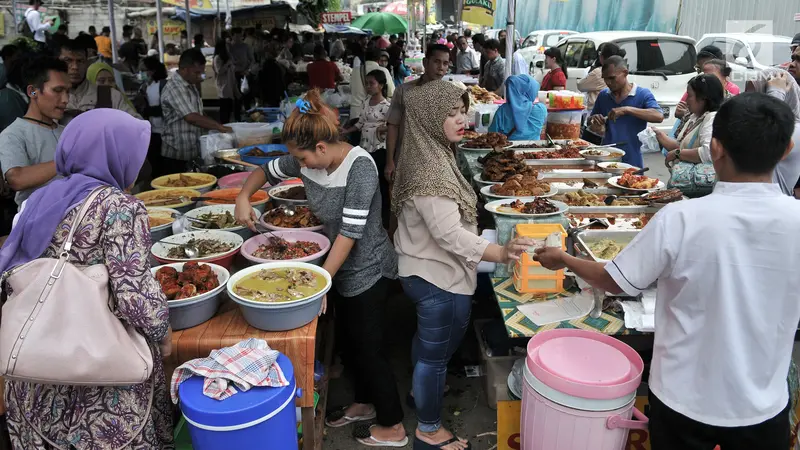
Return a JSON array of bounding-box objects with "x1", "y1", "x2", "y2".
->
[{"x1": 168, "y1": 300, "x2": 333, "y2": 450}]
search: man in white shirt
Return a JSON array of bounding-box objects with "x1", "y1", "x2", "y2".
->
[
  {"x1": 24, "y1": 0, "x2": 52, "y2": 47},
  {"x1": 534, "y1": 93, "x2": 799, "y2": 450},
  {"x1": 455, "y1": 36, "x2": 480, "y2": 75}
]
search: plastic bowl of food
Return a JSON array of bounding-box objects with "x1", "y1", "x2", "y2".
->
[
  {"x1": 579, "y1": 149, "x2": 612, "y2": 161},
  {"x1": 218, "y1": 172, "x2": 270, "y2": 191},
  {"x1": 185, "y1": 204, "x2": 259, "y2": 240},
  {"x1": 147, "y1": 207, "x2": 179, "y2": 243},
  {"x1": 241, "y1": 230, "x2": 331, "y2": 266},
  {"x1": 268, "y1": 184, "x2": 308, "y2": 207},
  {"x1": 199, "y1": 188, "x2": 270, "y2": 214},
  {"x1": 151, "y1": 262, "x2": 230, "y2": 330},
  {"x1": 259, "y1": 206, "x2": 323, "y2": 232},
  {"x1": 596, "y1": 161, "x2": 639, "y2": 175},
  {"x1": 226, "y1": 262, "x2": 332, "y2": 331},
  {"x1": 136, "y1": 188, "x2": 201, "y2": 213},
  {"x1": 151, "y1": 173, "x2": 217, "y2": 193},
  {"x1": 238, "y1": 144, "x2": 288, "y2": 166},
  {"x1": 151, "y1": 230, "x2": 244, "y2": 269}
]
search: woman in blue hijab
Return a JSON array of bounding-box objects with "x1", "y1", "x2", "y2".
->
[{"x1": 489, "y1": 74, "x2": 547, "y2": 140}]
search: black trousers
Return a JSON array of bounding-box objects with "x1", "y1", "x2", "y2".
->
[
  {"x1": 370, "y1": 148, "x2": 391, "y2": 229},
  {"x1": 333, "y1": 277, "x2": 404, "y2": 426},
  {"x1": 648, "y1": 391, "x2": 790, "y2": 450},
  {"x1": 159, "y1": 157, "x2": 190, "y2": 177},
  {"x1": 219, "y1": 97, "x2": 241, "y2": 124}
]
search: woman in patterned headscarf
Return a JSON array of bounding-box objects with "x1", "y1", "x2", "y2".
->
[{"x1": 392, "y1": 80, "x2": 533, "y2": 450}]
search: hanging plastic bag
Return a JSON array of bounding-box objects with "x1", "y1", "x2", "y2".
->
[
  {"x1": 638, "y1": 127, "x2": 660, "y2": 154},
  {"x1": 240, "y1": 76, "x2": 250, "y2": 95}
]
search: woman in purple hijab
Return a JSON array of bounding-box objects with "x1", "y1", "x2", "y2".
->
[{"x1": 2, "y1": 109, "x2": 174, "y2": 449}]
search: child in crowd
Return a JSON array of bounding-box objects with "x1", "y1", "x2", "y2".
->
[
  {"x1": 534, "y1": 93, "x2": 800, "y2": 450},
  {"x1": 342, "y1": 69, "x2": 391, "y2": 227}
]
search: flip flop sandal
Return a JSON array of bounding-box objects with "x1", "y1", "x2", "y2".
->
[
  {"x1": 325, "y1": 407, "x2": 377, "y2": 428},
  {"x1": 413, "y1": 436, "x2": 471, "y2": 450},
  {"x1": 354, "y1": 424, "x2": 410, "y2": 448}
]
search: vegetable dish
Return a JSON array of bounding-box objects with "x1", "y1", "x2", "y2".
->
[
  {"x1": 155, "y1": 262, "x2": 220, "y2": 300},
  {"x1": 234, "y1": 268, "x2": 325, "y2": 303},
  {"x1": 589, "y1": 239, "x2": 628, "y2": 260},
  {"x1": 193, "y1": 211, "x2": 239, "y2": 229},
  {"x1": 165, "y1": 238, "x2": 235, "y2": 259}
]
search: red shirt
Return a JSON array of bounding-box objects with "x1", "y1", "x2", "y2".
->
[
  {"x1": 541, "y1": 67, "x2": 567, "y2": 91},
  {"x1": 307, "y1": 61, "x2": 341, "y2": 90}
]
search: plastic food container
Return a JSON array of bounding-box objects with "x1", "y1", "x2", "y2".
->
[
  {"x1": 185, "y1": 204, "x2": 259, "y2": 241},
  {"x1": 227, "y1": 122, "x2": 275, "y2": 147},
  {"x1": 218, "y1": 172, "x2": 270, "y2": 191},
  {"x1": 147, "y1": 207, "x2": 179, "y2": 243},
  {"x1": 179, "y1": 353, "x2": 300, "y2": 450},
  {"x1": 151, "y1": 230, "x2": 244, "y2": 269},
  {"x1": 150, "y1": 262, "x2": 230, "y2": 330},
  {"x1": 136, "y1": 188, "x2": 202, "y2": 214},
  {"x1": 241, "y1": 230, "x2": 331, "y2": 266},
  {"x1": 151, "y1": 173, "x2": 217, "y2": 193},
  {"x1": 238, "y1": 144, "x2": 288, "y2": 166},
  {"x1": 546, "y1": 110, "x2": 583, "y2": 140},
  {"x1": 520, "y1": 329, "x2": 647, "y2": 450},
  {"x1": 226, "y1": 262, "x2": 332, "y2": 331},
  {"x1": 200, "y1": 188, "x2": 269, "y2": 214}
]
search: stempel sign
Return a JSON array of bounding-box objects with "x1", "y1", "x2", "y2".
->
[{"x1": 321, "y1": 12, "x2": 352, "y2": 25}]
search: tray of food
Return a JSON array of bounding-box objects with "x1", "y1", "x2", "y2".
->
[
  {"x1": 574, "y1": 230, "x2": 640, "y2": 262},
  {"x1": 509, "y1": 139, "x2": 592, "y2": 149},
  {"x1": 468, "y1": 85, "x2": 502, "y2": 104},
  {"x1": 539, "y1": 170, "x2": 611, "y2": 180},
  {"x1": 459, "y1": 132, "x2": 512, "y2": 151},
  {"x1": 566, "y1": 213, "x2": 652, "y2": 231},
  {"x1": 476, "y1": 150, "x2": 540, "y2": 183},
  {"x1": 554, "y1": 191, "x2": 650, "y2": 213},
  {"x1": 608, "y1": 172, "x2": 664, "y2": 192},
  {"x1": 479, "y1": 176, "x2": 556, "y2": 199},
  {"x1": 484, "y1": 198, "x2": 569, "y2": 218}
]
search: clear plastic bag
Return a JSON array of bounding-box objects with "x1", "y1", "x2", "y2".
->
[{"x1": 199, "y1": 132, "x2": 236, "y2": 164}]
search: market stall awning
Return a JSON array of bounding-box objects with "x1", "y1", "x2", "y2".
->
[
  {"x1": 351, "y1": 12, "x2": 408, "y2": 35},
  {"x1": 166, "y1": 0, "x2": 298, "y2": 16}
]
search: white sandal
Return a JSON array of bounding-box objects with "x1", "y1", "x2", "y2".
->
[
  {"x1": 325, "y1": 407, "x2": 377, "y2": 428},
  {"x1": 355, "y1": 424, "x2": 410, "y2": 447}
]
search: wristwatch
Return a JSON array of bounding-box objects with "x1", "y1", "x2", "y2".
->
[{"x1": 675, "y1": 148, "x2": 681, "y2": 161}]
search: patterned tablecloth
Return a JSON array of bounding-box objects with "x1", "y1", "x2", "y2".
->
[{"x1": 492, "y1": 277, "x2": 645, "y2": 338}]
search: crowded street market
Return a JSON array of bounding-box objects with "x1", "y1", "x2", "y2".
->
[{"x1": 0, "y1": 0, "x2": 799, "y2": 449}]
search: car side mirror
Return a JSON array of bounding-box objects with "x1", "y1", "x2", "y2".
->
[
  {"x1": 734, "y1": 56, "x2": 749, "y2": 67},
  {"x1": 535, "y1": 61, "x2": 544, "y2": 68}
]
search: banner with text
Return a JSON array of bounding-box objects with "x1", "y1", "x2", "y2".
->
[
  {"x1": 147, "y1": 19, "x2": 186, "y2": 36},
  {"x1": 462, "y1": 0, "x2": 495, "y2": 26}
]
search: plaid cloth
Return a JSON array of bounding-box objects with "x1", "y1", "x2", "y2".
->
[
  {"x1": 170, "y1": 338, "x2": 289, "y2": 403},
  {"x1": 161, "y1": 71, "x2": 204, "y2": 161}
]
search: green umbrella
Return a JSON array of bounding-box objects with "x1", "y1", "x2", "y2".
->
[{"x1": 350, "y1": 12, "x2": 408, "y2": 35}]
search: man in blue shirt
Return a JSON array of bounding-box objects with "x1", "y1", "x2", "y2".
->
[{"x1": 589, "y1": 56, "x2": 664, "y2": 168}]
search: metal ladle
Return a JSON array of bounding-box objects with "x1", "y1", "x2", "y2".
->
[{"x1": 160, "y1": 241, "x2": 200, "y2": 258}]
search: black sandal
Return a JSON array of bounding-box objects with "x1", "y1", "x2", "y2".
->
[{"x1": 413, "y1": 436, "x2": 471, "y2": 449}]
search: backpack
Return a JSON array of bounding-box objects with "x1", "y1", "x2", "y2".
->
[{"x1": 18, "y1": 9, "x2": 34, "y2": 38}]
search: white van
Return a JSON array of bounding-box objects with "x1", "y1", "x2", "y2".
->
[
  {"x1": 544, "y1": 31, "x2": 697, "y2": 133},
  {"x1": 517, "y1": 30, "x2": 577, "y2": 74}
]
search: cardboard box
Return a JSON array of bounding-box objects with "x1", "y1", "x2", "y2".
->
[
  {"x1": 474, "y1": 320, "x2": 523, "y2": 410},
  {"x1": 497, "y1": 398, "x2": 652, "y2": 450}
]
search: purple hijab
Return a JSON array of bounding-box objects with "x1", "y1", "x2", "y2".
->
[{"x1": 0, "y1": 109, "x2": 150, "y2": 275}]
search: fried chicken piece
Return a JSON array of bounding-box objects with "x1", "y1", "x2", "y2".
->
[
  {"x1": 161, "y1": 280, "x2": 181, "y2": 299},
  {"x1": 155, "y1": 266, "x2": 178, "y2": 284},
  {"x1": 174, "y1": 284, "x2": 198, "y2": 300}
]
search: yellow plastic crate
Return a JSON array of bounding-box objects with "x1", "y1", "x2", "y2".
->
[
  {"x1": 513, "y1": 223, "x2": 567, "y2": 276},
  {"x1": 513, "y1": 265, "x2": 565, "y2": 294}
]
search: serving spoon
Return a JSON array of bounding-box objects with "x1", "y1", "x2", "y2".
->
[{"x1": 159, "y1": 241, "x2": 200, "y2": 258}]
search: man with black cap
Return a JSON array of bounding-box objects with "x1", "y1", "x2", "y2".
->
[{"x1": 791, "y1": 33, "x2": 800, "y2": 55}]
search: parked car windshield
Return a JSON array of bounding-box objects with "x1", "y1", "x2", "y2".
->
[
  {"x1": 617, "y1": 39, "x2": 696, "y2": 75},
  {"x1": 750, "y1": 42, "x2": 792, "y2": 66}
]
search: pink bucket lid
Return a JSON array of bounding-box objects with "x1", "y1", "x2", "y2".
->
[{"x1": 527, "y1": 329, "x2": 643, "y2": 401}]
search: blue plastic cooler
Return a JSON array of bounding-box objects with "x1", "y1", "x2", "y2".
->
[{"x1": 178, "y1": 353, "x2": 301, "y2": 450}]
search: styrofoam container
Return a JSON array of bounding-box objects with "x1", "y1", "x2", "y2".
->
[
  {"x1": 241, "y1": 231, "x2": 331, "y2": 266},
  {"x1": 180, "y1": 353, "x2": 301, "y2": 450},
  {"x1": 185, "y1": 204, "x2": 258, "y2": 241},
  {"x1": 150, "y1": 262, "x2": 230, "y2": 330},
  {"x1": 226, "y1": 262, "x2": 332, "y2": 331}
]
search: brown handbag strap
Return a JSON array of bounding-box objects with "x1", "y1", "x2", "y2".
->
[{"x1": 58, "y1": 187, "x2": 108, "y2": 255}]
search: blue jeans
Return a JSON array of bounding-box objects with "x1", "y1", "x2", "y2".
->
[{"x1": 401, "y1": 276, "x2": 472, "y2": 432}]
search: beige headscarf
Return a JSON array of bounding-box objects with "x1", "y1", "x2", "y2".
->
[{"x1": 391, "y1": 80, "x2": 479, "y2": 224}]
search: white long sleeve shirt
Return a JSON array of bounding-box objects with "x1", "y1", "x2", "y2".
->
[{"x1": 25, "y1": 8, "x2": 50, "y2": 43}]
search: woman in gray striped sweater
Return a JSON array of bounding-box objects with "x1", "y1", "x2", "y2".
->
[{"x1": 234, "y1": 90, "x2": 407, "y2": 447}]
